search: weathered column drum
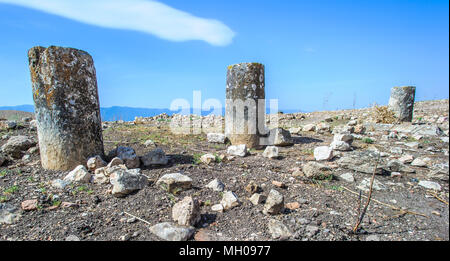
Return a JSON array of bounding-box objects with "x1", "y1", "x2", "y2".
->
[
  {"x1": 388, "y1": 86, "x2": 416, "y2": 122},
  {"x1": 225, "y1": 63, "x2": 266, "y2": 148},
  {"x1": 28, "y1": 46, "x2": 104, "y2": 171}
]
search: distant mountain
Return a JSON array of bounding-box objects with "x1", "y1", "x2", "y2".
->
[{"x1": 0, "y1": 105, "x2": 303, "y2": 122}]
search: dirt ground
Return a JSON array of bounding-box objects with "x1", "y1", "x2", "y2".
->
[{"x1": 0, "y1": 100, "x2": 448, "y2": 241}]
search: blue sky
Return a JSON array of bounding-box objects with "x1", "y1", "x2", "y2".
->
[{"x1": 0, "y1": 0, "x2": 448, "y2": 112}]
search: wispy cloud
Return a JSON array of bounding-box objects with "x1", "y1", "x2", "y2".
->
[{"x1": 0, "y1": 0, "x2": 235, "y2": 46}]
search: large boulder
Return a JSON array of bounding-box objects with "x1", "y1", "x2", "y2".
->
[
  {"x1": 267, "y1": 128, "x2": 294, "y2": 147},
  {"x1": 314, "y1": 146, "x2": 334, "y2": 161},
  {"x1": 207, "y1": 133, "x2": 226, "y2": 144},
  {"x1": 227, "y1": 144, "x2": 248, "y2": 157}
]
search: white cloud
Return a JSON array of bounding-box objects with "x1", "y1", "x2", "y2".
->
[{"x1": 0, "y1": 0, "x2": 235, "y2": 46}]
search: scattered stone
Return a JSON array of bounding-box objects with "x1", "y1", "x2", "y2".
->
[
  {"x1": 398, "y1": 155, "x2": 414, "y2": 164},
  {"x1": 263, "y1": 189, "x2": 284, "y2": 215},
  {"x1": 141, "y1": 148, "x2": 168, "y2": 167},
  {"x1": 205, "y1": 179, "x2": 225, "y2": 192},
  {"x1": 314, "y1": 146, "x2": 334, "y2": 161},
  {"x1": 334, "y1": 134, "x2": 354, "y2": 144},
  {"x1": 245, "y1": 181, "x2": 261, "y2": 194},
  {"x1": 207, "y1": 133, "x2": 226, "y2": 144},
  {"x1": 65, "y1": 235, "x2": 81, "y2": 241},
  {"x1": 357, "y1": 178, "x2": 387, "y2": 192},
  {"x1": 227, "y1": 144, "x2": 248, "y2": 157},
  {"x1": 339, "y1": 173, "x2": 355, "y2": 183},
  {"x1": 303, "y1": 124, "x2": 316, "y2": 132},
  {"x1": 348, "y1": 120, "x2": 358, "y2": 126},
  {"x1": 92, "y1": 173, "x2": 109, "y2": 185},
  {"x1": 111, "y1": 146, "x2": 140, "y2": 169},
  {"x1": 263, "y1": 146, "x2": 279, "y2": 159},
  {"x1": 285, "y1": 202, "x2": 300, "y2": 210},
  {"x1": 0, "y1": 135, "x2": 36, "y2": 159},
  {"x1": 316, "y1": 122, "x2": 331, "y2": 133},
  {"x1": 330, "y1": 141, "x2": 352, "y2": 151},
  {"x1": 107, "y1": 157, "x2": 124, "y2": 168},
  {"x1": 64, "y1": 165, "x2": 91, "y2": 183},
  {"x1": 366, "y1": 235, "x2": 380, "y2": 241},
  {"x1": 51, "y1": 179, "x2": 70, "y2": 189},
  {"x1": 87, "y1": 155, "x2": 107, "y2": 171},
  {"x1": 109, "y1": 169, "x2": 148, "y2": 197},
  {"x1": 386, "y1": 160, "x2": 416, "y2": 173},
  {"x1": 172, "y1": 197, "x2": 201, "y2": 226},
  {"x1": 156, "y1": 173, "x2": 192, "y2": 194},
  {"x1": 288, "y1": 127, "x2": 302, "y2": 135},
  {"x1": 220, "y1": 191, "x2": 240, "y2": 210},
  {"x1": 0, "y1": 203, "x2": 21, "y2": 224},
  {"x1": 249, "y1": 193, "x2": 266, "y2": 206},
  {"x1": 267, "y1": 128, "x2": 294, "y2": 146},
  {"x1": 200, "y1": 154, "x2": 216, "y2": 165},
  {"x1": 354, "y1": 125, "x2": 366, "y2": 134},
  {"x1": 411, "y1": 158, "x2": 431, "y2": 167},
  {"x1": 302, "y1": 162, "x2": 331, "y2": 179},
  {"x1": 21, "y1": 199, "x2": 38, "y2": 211},
  {"x1": 211, "y1": 204, "x2": 224, "y2": 213},
  {"x1": 305, "y1": 225, "x2": 320, "y2": 237},
  {"x1": 150, "y1": 222, "x2": 195, "y2": 241},
  {"x1": 268, "y1": 219, "x2": 292, "y2": 240},
  {"x1": 61, "y1": 202, "x2": 79, "y2": 208},
  {"x1": 144, "y1": 139, "x2": 156, "y2": 147},
  {"x1": 418, "y1": 180, "x2": 441, "y2": 191},
  {"x1": 272, "y1": 181, "x2": 286, "y2": 188},
  {"x1": 0, "y1": 155, "x2": 5, "y2": 166}
]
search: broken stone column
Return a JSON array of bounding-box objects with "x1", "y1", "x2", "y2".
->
[
  {"x1": 28, "y1": 46, "x2": 104, "y2": 171},
  {"x1": 225, "y1": 63, "x2": 266, "y2": 148},
  {"x1": 388, "y1": 86, "x2": 416, "y2": 122}
]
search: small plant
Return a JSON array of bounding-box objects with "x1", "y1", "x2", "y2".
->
[
  {"x1": 0, "y1": 195, "x2": 8, "y2": 203},
  {"x1": 192, "y1": 153, "x2": 203, "y2": 165},
  {"x1": 0, "y1": 169, "x2": 9, "y2": 177},
  {"x1": 362, "y1": 138, "x2": 374, "y2": 144},
  {"x1": 204, "y1": 200, "x2": 212, "y2": 206},
  {"x1": 3, "y1": 185, "x2": 19, "y2": 195},
  {"x1": 52, "y1": 200, "x2": 62, "y2": 207}
]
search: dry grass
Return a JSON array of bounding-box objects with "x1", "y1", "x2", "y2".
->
[{"x1": 371, "y1": 104, "x2": 398, "y2": 124}]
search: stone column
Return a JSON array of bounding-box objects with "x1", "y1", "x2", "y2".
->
[
  {"x1": 225, "y1": 63, "x2": 266, "y2": 148},
  {"x1": 28, "y1": 46, "x2": 104, "y2": 171},
  {"x1": 388, "y1": 86, "x2": 416, "y2": 122}
]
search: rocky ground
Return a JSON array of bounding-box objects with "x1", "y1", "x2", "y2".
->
[{"x1": 0, "y1": 99, "x2": 448, "y2": 241}]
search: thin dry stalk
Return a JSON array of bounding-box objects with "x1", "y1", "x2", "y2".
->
[
  {"x1": 124, "y1": 212, "x2": 152, "y2": 226},
  {"x1": 352, "y1": 155, "x2": 380, "y2": 233}
]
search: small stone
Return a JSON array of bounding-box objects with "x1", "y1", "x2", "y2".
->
[
  {"x1": 200, "y1": 154, "x2": 216, "y2": 165},
  {"x1": 0, "y1": 203, "x2": 21, "y2": 224},
  {"x1": 205, "y1": 179, "x2": 225, "y2": 192},
  {"x1": 366, "y1": 235, "x2": 380, "y2": 241},
  {"x1": 418, "y1": 180, "x2": 441, "y2": 191},
  {"x1": 288, "y1": 127, "x2": 302, "y2": 135},
  {"x1": 64, "y1": 165, "x2": 91, "y2": 183},
  {"x1": 263, "y1": 189, "x2": 284, "y2": 215},
  {"x1": 263, "y1": 146, "x2": 279, "y2": 159},
  {"x1": 245, "y1": 181, "x2": 260, "y2": 194},
  {"x1": 207, "y1": 133, "x2": 226, "y2": 144},
  {"x1": 109, "y1": 169, "x2": 148, "y2": 197},
  {"x1": 149, "y1": 222, "x2": 195, "y2": 241},
  {"x1": 156, "y1": 173, "x2": 192, "y2": 194},
  {"x1": 314, "y1": 146, "x2": 334, "y2": 161},
  {"x1": 398, "y1": 155, "x2": 414, "y2": 164},
  {"x1": 411, "y1": 158, "x2": 431, "y2": 167},
  {"x1": 111, "y1": 146, "x2": 140, "y2": 169},
  {"x1": 333, "y1": 134, "x2": 354, "y2": 144},
  {"x1": 141, "y1": 148, "x2": 168, "y2": 167},
  {"x1": 303, "y1": 162, "x2": 331, "y2": 179},
  {"x1": 272, "y1": 181, "x2": 286, "y2": 188},
  {"x1": 86, "y1": 155, "x2": 106, "y2": 171},
  {"x1": 144, "y1": 139, "x2": 156, "y2": 147},
  {"x1": 267, "y1": 128, "x2": 294, "y2": 146},
  {"x1": 61, "y1": 202, "x2": 79, "y2": 208},
  {"x1": 303, "y1": 124, "x2": 316, "y2": 132},
  {"x1": 51, "y1": 179, "x2": 70, "y2": 189},
  {"x1": 220, "y1": 191, "x2": 240, "y2": 210},
  {"x1": 285, "y1": 202, "x2": 300, "y2": 210},
  {"x1": 211, "y1": 204, "x2": 224, "y2": 213},
  {"x1": 305, "y1": 225, "x2": 320, "y2": 237},
  {"x1": 227, "y1": 144, "x2": 248, "y2": 157},
  {"x1": 65, "y1": 235, "x2": 80, "y2": 241},
  {"x1": 249, "y1": 193, "x2": 266, "y2": 206},
  {"x1": 330, "y1": 141, "x2": 352, "y2": 151},
  {"x1": 172, "y1": 197, "x2": 201, "y2": 226},
  {"x1": 107, "y1": 157, "x2": 124, "y2": 168},
  {"x1": 339, "y1": 173, "x2": 355, "y2": 183},
  {"x1": 357, "y1": 178, "x2": 387, "y2": 192},
  {"x1": 1, "y1": 135, "x2": 36, "y2": 159},
  {"x1": 21, "y1": 199, "x2": 38, "y2": 211},
  {"x1": 268, "y1": 219, "x2": 292, "y2": 240}
]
